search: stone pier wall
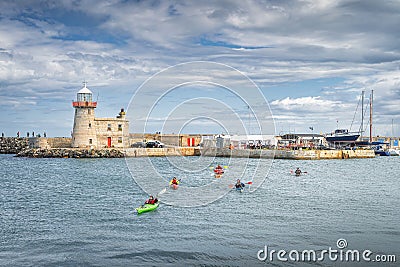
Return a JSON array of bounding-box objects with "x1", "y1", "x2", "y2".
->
[
  {"x1": 47, "y1": 137, "x2": 72, "y2": 148},
  {"x1": 16, "y1": 148, "x2": 125, "y2": 158},
  {"x1": 15, "y1": 146, "x2": 201, "y2": 158},
  {"x1": 0, "y1": 137, "x2": 72, "y2": 154},
  {"x1": 0, "y1": 138, "x2": 29, "y2": 154},
  {"x1": 124, "y1": 147, "x2": 200, "y2": 157},
  {"x1": 2, "y1": 137, "x2": 376, "y2": 159},
  {"x1": 201, "y1": 148, "x2": 375, "y2": 159}
]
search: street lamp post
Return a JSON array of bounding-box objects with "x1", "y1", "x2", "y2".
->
[{"x1": 309, "y1": 126, "x2": 314, "y2": 148}]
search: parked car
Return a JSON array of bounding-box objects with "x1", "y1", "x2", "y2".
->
[
  {"x1": 131, "y1": 141, "x2": 146, "y2": 148},
  {"x1": 146, "y1": 140, "x2": 164, "y2": 148}
]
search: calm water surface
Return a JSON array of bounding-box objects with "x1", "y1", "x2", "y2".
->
[{"x1": 0, "y1": 154, "x2": 399, "y2": 266}]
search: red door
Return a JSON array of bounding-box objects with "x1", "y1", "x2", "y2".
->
[{"x1": 107, "y1": 137, "x2": 111, "y2": 147}]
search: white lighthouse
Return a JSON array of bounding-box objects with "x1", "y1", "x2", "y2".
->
[{"x1": 71, "y1": 82, "x2": 98, "y2": 148}]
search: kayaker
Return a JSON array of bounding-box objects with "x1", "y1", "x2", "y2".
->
[
  {"x1": 170, "y1": 177, "x2": 180, "y2": 185},
  {"x1": 295, "y1": 168, "x2": 302, "y2": 176},
  {"x1": 216, "y1": 164, "x2": 223, "y2": 170},
  {"x1": 235, "y1": 179, "x2": 245, "y2": 189},
  {"x1": 145, "y1": 195, "x2": 158, "y2": 205}
]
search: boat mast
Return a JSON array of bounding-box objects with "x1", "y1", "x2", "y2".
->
[
  {"x1": 361, "y1": 90, "x2": 364, "y2": 139},
  {"x1": 369, "y1": 90, "x2": 373, "y2": 143}
]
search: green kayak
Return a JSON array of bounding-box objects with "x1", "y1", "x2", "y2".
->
[{"x1": 136, "y1": 203, "x2": 159, "y2": 214}]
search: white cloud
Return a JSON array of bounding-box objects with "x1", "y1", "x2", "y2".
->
[
  {"x1": 0, "y1": 0, "x2": 400, "y2": 136},
  {"x1": 270, "y1": 96, "x2": 345, "y2": 112}
]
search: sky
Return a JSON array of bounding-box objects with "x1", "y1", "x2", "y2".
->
[{"x1": 1, "y1": 0, "x2": 400, "y2": 137}]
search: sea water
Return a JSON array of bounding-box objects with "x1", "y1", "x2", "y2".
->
[{"x1": 0, "y1": 154, "x2": 399, "y2": 266}]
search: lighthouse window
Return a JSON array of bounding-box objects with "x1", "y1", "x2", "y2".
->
[
  {"x1": 107, "y1": 124, "x2": 111, "y2": 131},
  {"x1": 89, "y1": 123, "x2": 91, "y2": 128},
  {"x1": 118, "y1": 124, "x2": 122, "y2": 131},
  {"x1": 89, "y1": 139, "x2": 92, "y2": 144},
  {"x1": 118, "y1": 137, "x2": 122, "y2": 143}
]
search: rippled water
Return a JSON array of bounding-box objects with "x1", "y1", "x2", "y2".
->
[{"x1": 1, "y1": 154, "x2": 399, "y2": 266}]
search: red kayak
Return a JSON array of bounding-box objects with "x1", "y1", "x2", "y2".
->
[{"x1": 170, "y1": 184, "x2": 179, "y2": 190}]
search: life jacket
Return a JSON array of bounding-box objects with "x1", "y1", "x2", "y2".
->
[
  {"x1": 170, "y1": 179, "x2": 179, "y2": 185},
  {"x1": 146, "y1": 198, "x2": 157, "y2": 204},
  {"x1": 235, "y1": 182, "x2": 244, "y2": 188},
  {"x1": 214, "y1": 167, "x2": 224, "y2": 174}
]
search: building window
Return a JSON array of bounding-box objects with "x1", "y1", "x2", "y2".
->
[
  {"x1": 118, "y1": 124, "x2": 122, "y2": 131},
  {"x1": 118, "y1": 137, "x2": 122, "y2": 143},
  {"x1": 89, "y1": 139, "x2": 92, "y2": 144},
  {"x1": 107, "y1": 124, "x2": 111, "y2": 131},
  {"x1": 89, "y1": 123, "x2": 91, "y2": 128}
]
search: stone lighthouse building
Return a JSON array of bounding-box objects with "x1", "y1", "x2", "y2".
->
[{"x1": 71, "y1": 83, "x2": 129, "y2": 148}]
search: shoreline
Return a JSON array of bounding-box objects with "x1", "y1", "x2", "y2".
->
[{"x1": 13, "y1": 147, "x2": 375, "y2": 159}]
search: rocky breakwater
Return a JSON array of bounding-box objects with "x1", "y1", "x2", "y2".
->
[
  {"x1": 16, "y1": 148, "x2": 125, "y2": 158},
  {"x1": 0, "y1": 137, "x2": 29, "y2": 154}
]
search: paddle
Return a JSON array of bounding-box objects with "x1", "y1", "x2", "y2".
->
[
  {"x1": 290, "y1": 170, "x2": 308, "y2": 175},
  {"x1": 156, "y1": 187, "x2": 167, "y2": 198},
  {"x1": 228, "y1": 181, "x2": 252, "y2": 188},
  {"x1": 209, "y1": 165, "x2": 229, "y2": 169}
]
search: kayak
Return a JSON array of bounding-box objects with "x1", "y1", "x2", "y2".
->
[
  {"x1": 170, "y1": 184, "x2": 179, "y2": 190},
  {"x1": 136, "y1": 203, "x2": 159, "y2": 214},
  {"x1": 290, "y1": 170, "x2": 306, "y2": 176},
  {"x1": 235, "y1": 187, "x2": 244, "y2": 193}
]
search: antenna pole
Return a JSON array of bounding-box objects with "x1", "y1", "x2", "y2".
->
[
  {"x1": 247, "y1": 105, "x2": 250, "y2": 135},
  {"x1": 392, "y1": 118, "x2": 394, "y2": 137}
]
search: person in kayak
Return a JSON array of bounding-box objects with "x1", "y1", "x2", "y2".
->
[
  {"x1": 214, "y1": 164, "x2": 224, "y2": 174},
  {"x1": 295, "y1": 168, "x2": 302, "y2": 176},
  {"x1": 145, "y1": 195, "x2": 158, "y2": 205},
  {"x1": 235, "y1": 179, "x2": 245, "y2": 189},
  {"x1": 170, "y1": 177, "x2": 180, "y2": 185}
]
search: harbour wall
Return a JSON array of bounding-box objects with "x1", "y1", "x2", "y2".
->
[
  {"x1": 0, "y1": 137, "x2": 72, "y2": 153},
  {"x1": 16, "y1": 148, "x2": 124, "y2": 158},
  {"x1": 15, "y1": 147, "x2": 200, "y2": 158},
  {"x1": 0, "y1": 138, "x2": 29, "y2": 154},
  {"x1": 201, "y1": 148, "x2": 375, "y2": 159},
  {"x1": 124, "y1": 147, "x2": 200, "y2": 157},
  {"x1": 1, "y1": 137, "x2": 375, "y2": 159},
  {"x1": 14, "y1": 146, "x2": 375, "y2": 159}
]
